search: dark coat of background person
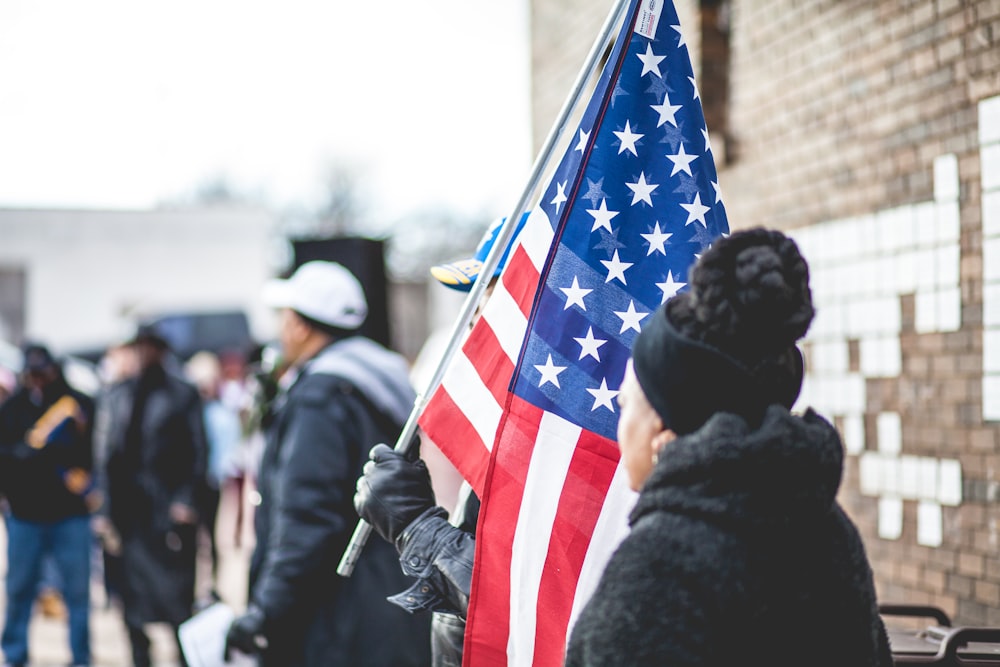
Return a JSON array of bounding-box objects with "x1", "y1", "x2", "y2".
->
[
  {"x1": 95, "y1": 366, "x2": 208, "y2": 628},
  {"x1": 249, "y1": 339, "x2": 432, "y2": 667}
]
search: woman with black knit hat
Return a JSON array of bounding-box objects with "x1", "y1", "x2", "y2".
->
[{"x1": 564, "y1": 228, "x2": 893, "y2": 667}]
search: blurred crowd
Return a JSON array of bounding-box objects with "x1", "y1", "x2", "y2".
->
[{"x1": 0, "y1": 329, "x2": 272, "y2": 667}]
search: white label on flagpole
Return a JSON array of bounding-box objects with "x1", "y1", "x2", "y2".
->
[{"x1": 634, "y1": 0, "x2": 663, "y2": 39}]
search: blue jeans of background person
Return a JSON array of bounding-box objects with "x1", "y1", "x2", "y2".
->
[{"x1": 1, "y1": 514, "x2": 91, "y2": 666}]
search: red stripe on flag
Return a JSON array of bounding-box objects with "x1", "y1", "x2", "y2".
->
[
  {"x1": 419, "y1": 385, "x2": 491, "y2": 494},
  {"x1": 463, "y1": 397, "x2": 545, "y2": 667},
  {"x1": 532, "y1": 429, "x2": 620, "y2": 666},
  {"x1": 500, "y1": 245, "x2": 541, "y2": 319},
  {"x1": 463, "y1": 320, "x2": 515, "y2": 407}
]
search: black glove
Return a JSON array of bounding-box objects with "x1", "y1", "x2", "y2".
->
[
  {"x1": 354, "y1": 443, "x2": 436, "y2": 545},
  {"x1": 224, "y1": 604, "x2": 269, "y2": 660}
]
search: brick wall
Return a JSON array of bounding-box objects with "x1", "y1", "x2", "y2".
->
[{"x1": 530, "y1": 0, "x2": 1000, "y2": 626}]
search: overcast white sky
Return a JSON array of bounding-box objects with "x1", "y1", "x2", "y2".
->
[{"x1": 0, "y1": 0, "x2": 533, "y2": 224}]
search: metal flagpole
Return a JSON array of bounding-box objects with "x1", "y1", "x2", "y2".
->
[{"x1": 337, "y1": 0, "x2": 633, "y2": 577}]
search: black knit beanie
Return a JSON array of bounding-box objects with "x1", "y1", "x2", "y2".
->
[{"x1": 631, "y1": 227, "x2": 814, "y2": 435}]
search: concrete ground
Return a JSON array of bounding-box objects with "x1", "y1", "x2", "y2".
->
[{"x1": 0, "y1": 482, "x2": 254, "y2": 667}]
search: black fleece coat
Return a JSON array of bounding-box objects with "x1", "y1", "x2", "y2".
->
[{"x1": 565, "y1": 406, "x2": 893, "y2": 667}]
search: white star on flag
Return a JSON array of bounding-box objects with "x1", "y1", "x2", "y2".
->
[
  {"x1": 600, "y1": 250, "x2": 633, "y2": 284},
  {"x1": 681, "y1": 192, "x2": 711, "y2": 227},
  {"x1": 559, "y1": 277, "x2": 592, "y2": 310},
  {"x1": 636, "y1": 43, "x2": 666, "y2": 77},
  {"x1": 575, "y1": 128, "x2": 591, "y2": 152},
  {"x1": 613, "y1": 120, "x2": 643, "y2": 156},
  {"x1": 574, "y1": 327, "x2": 608, "y2": 361},
  {"x1": 586, "y1": 378, "x2": 619, "y2": 412},
  {"x1": 534, "y1": 354, "x2": 568, "y2": 388},
  {"x1": 641, "y1": 222, "x2": 672, "y2": 255},
  {"x1": 587, "y1": 198, "x2": 620, "y2": 232},
  {"x1": 666, "y1": 143, "x2": 698, "y2": 177},
  {"x1": 550, "y1": 181, "x2": 568, "y2": 213},
  {"x1": 656, "y1": 270, "x2": 687, "y2": 302},
  {"x1": 613, "y1": 299, "x2": 649, "y2": 333},
  {"x1": 626, "y1": 171, "x2": 658, "y2": 206},
  {"x1": 651, "y1": 92, "x2": 682, "y2": 128}
]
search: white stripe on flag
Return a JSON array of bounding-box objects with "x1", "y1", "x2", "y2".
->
[
  {"x1": 441, "y1": 350, "x2": 504, "y2": 452},
  {"x1": 522, "y1": 210, "x2": 556, "y2": 269},
  {"x1": 482, "y1": 285, "x2": 529, "y2": 363},
  {"x1": 565, "y1": 463, "x2": 636, "y2": 640},
  {"x1": 506, "y1": 411, "x2": 582, "y2": 667}
]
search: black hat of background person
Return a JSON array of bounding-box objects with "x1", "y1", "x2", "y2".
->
[
  {"x1": 21, "y1": 342, "x2": 59, "y2": 373},
  {"x1": 130, "y1": 322, "x2": 170, "y2": 350},
  {"x1": 630, "y1": 228, "x2": 813, "y2": 435}
]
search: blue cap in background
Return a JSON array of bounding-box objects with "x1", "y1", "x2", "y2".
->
[{"x1": 430, "y1": 212, "x2": 530, "y2": 292}]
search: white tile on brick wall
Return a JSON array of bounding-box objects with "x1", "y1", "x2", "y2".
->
[
  {"x1": 984, "y1": 329, "x2": 1000, "y2": 373},
  {"x1": 859, "y1": 337, "x2": 881, "y2": 376},
  {"x1": 842, "y1": 413, "x2": 865, "y2": 455},
  {"x1": 831, "y1": 222, "x2": 852, "y2": 262},
  {"x1": 846, "y1": 300, "x2": 866, "y2": 337},
  {"x1": 875, "y1": 208, "x2": 896, "y2": 253},
  {"x1": 875, "y1": 256, "x2": 894, "y2": 296},
  {"x1": 985, "y1": 286, "x2": 1000, "y2": 326},
  {"x1": 878, "y1": 497, "x2": 904, "y2": 540},
  {"x1": 984, "y1": 191, "x2": 1000, "y2": 238},
  {"x1": 915, "y1": 289, "x2": 938, "y2": 333},
  {"x1": 985, "y1": 237, "x2": 1000, "y2": 283},
  {"x1": 917, "y1": 501, "x2": 943, "y2": 547},
  {"x1": 879, "y1": 335, "x2": 902, "y2": 375},
  {"x1": 937, "y1": 287, "x2": 961, "y2": 332},
  {"x1": 980, "y1": 95, "x2": 1000, "y2": 146},
  {"x1": 882, "y1": 456, "x2": 900, "y2": 495},
  {"x1": 917, "y1": 457, "x2": 939, "y2": 501},
  {"x1": 877, "y1": 296, "x2": 902, "y2": 334},
  {"x1": 860, "y1": 335, "x2": 901, "y2": 377},
  {"x1": 843, "y1": 374, "x2": 867, "y2": 414},
  {"x1": 858, "y1": 259, "x2": 876, "y2": 298},
  {"x1": 936, "y1": 201, "x2": 961, "y2": 244},
  {"x1": 895, "y1": 251, "x2": 918, "y2": 294},
  {"x1": 914, "y1": 202, "x2": 937, "y2": 247},
  {"x1": 860, "y1": 452, "x2": 882, "y2": 495},
  {"x1": 938, "y1": 458, "x2": 962, "y2": 506},
  {"x1": 934, "y1": 154, "x2": 960, "y2": 202},
  {"x1": 890, "y1": 206, "x2": 914, "y2": 252},
  {"x1": 900, "y1": 455, "x2": 920, "y2": 499},
  {"x1": 859, "y1": 216, "x2": 877, "y2": 257},
  {"x1": 983, "y1": 143, "x2": 1000, "y2": 192},
  {"x1": 877, "y1": 411, "x2": 902, "y2": 455},
  {"x1": 914, "y1": 248, "x2": 937, "y2": 289},
  {"x1": 934, "y1": 244, "x2": 960, "y2": 287},
  {"x1": 824, "y1": 302, "x2": 845, "y2": 338},
  {"x1": 984, "y1": 374, "x2": 1000, "y2": 421},
  {"x1": 814, "y1": 340, "x2": 849, "y2": 373}
]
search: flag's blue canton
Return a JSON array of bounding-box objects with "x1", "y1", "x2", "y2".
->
[{"x1": 513, "y1": 1, "x2": 729, "y2": 441}]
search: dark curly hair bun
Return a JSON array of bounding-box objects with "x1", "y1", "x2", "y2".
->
[
  {"x1": 632, "y1": 227, "x2": 814, "y2": 434},
  {"x1": 668, "y1": 227, "x2": 814, "y2": 366}
]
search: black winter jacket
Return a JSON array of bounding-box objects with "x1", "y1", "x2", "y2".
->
[
  {"x1": 249, "y1": 337, "x2": 432, "y2": 667},
  {"x1": 0, "y1": 378, "x2": 94, "y2": 522},
  {"x1": 565, "y1": 406, "x2": 894, "y2": 667}
]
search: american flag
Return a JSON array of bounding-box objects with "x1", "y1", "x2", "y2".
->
[{"x1": 418, "y1": 1, "x2": 728, "y2": 664}]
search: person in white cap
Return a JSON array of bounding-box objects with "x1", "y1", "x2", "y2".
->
[{"x1": 224, "y1": 261, "x2": 432, "y2": 667}]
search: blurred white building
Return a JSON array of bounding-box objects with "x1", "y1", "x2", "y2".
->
[{"x1": 0, "y1": 206, "x2": 283, "y2": 356}]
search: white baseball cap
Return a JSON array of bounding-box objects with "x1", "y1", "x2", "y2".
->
[{"x1": 262, "y1": 261, "x2": 368, "y2": 330}]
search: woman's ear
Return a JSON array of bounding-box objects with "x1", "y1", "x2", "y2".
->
[{"x1": 650, "y1": 429, "x2": 675, "y2": 463}]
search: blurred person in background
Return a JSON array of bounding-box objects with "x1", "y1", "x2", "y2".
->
[
  {"x1": 0, "y1": 366, "x2": 15, "y2": 405},
  {"x1": 184, "y1": 350, "x2": 243, "y2": 593},
  {"x1": 224, "y1": 261, "x2": 432, "y2": 667},
  {"x1": 93, "y1": 325, "x2": 207, "y2": 667},
  {"x1": 0, "y1": 343, "x2": 96, "y2": 667}
]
